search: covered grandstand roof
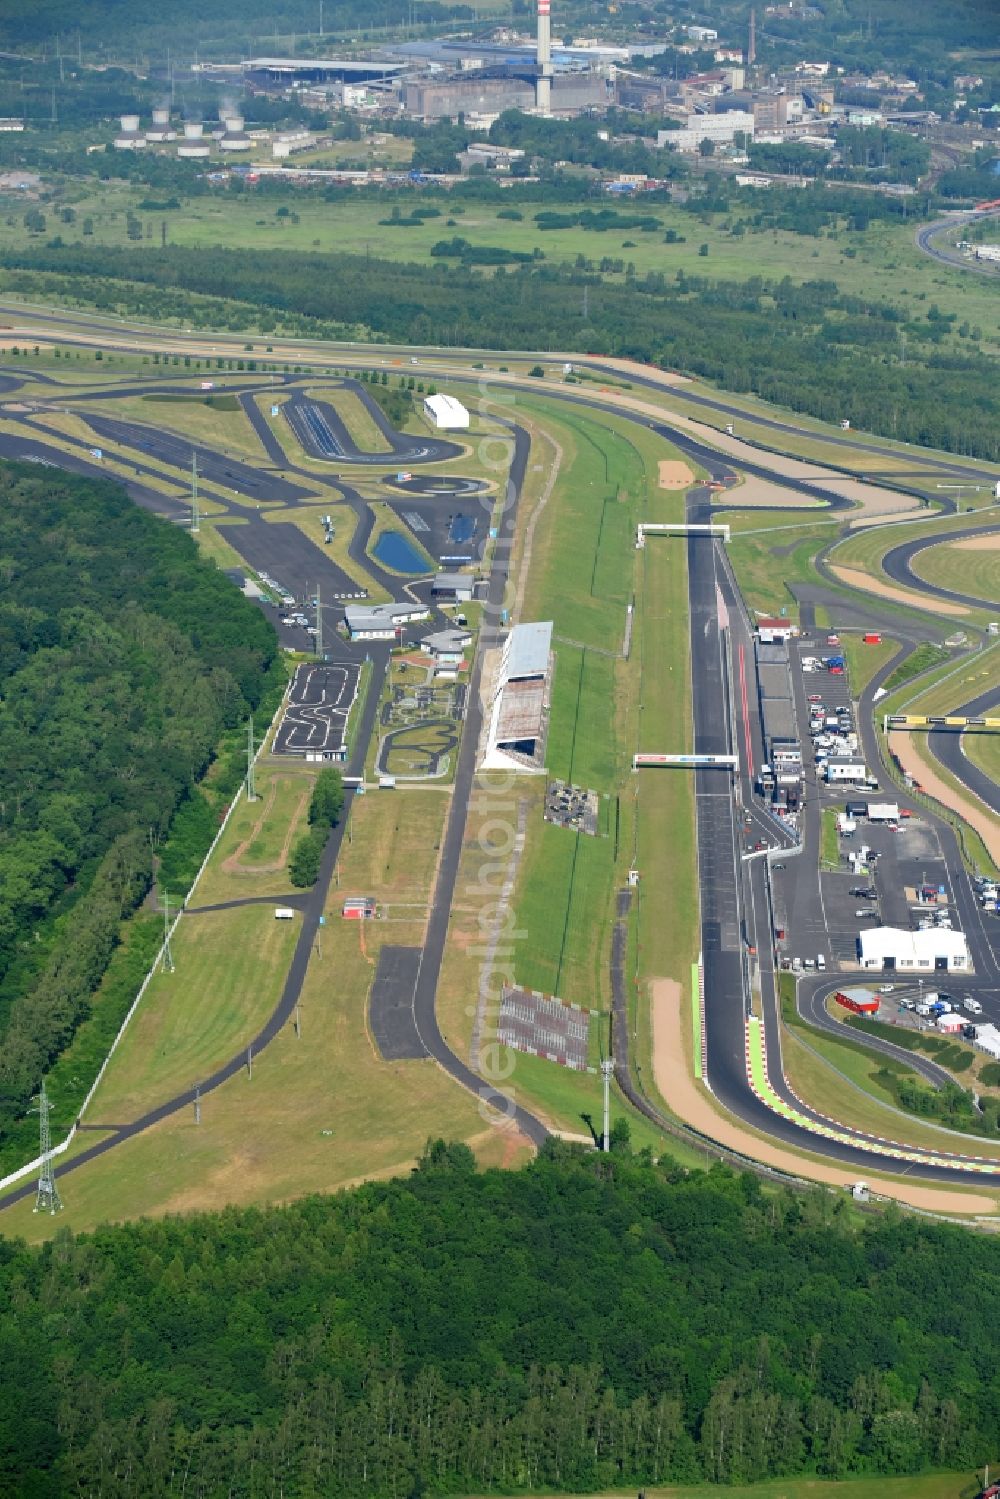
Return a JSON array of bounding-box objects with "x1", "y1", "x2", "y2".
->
[{"x1": 506, "y1": 620, "x2": 552, "y2": 680}]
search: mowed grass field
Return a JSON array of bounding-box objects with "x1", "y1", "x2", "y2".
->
[
  {"x1": 725, "y1": 518, "x2": 840, "y2": 620},
  {"x1": 314, "y1": 384, "x2": 391, "y2": 454},
  {"x1": 3, "y1": 787, "x2": 514, "y2": 1242},
  {"x1": 84, "y1": 902, "x2": 300, "y2": 1124},
  {"x1": 911, "y1": 534, "x2": 1000, "y2": 608}
]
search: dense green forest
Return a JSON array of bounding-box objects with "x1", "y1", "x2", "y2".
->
[
  {"x1": 2, "y1": 1144, "x2": 999, "y2": 1494},
  {"x1": 0, "y1": 464, "x2": 277, "y2": 1158},
  {"x1": 5, "y1": 237, "x2": 999, "y2": 458}
]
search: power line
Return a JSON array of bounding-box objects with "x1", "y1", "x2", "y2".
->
[
  {"x1": 190, "y1": 451, "x2": 200, "y2": 533},
  {"x1": 161, "y1": 890, "x2": 175, "y2": 974},
  {"x1": 247, "y1": 715, "x2": 257, "y2": 802},
  {"x1": 33, "y1": 1081, "x2": 62, "y2": 1215}
]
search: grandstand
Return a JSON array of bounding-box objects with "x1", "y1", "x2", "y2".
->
[{"x1": 480, "y1": 621, "x2": 553, "y2": 774}]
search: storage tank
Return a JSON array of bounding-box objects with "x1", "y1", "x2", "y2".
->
[
  {"x1": 114, "y1": 114, "x2": 146, "y2": 150},
  {"x1": 219, "y1": 114, "x2": 251, "y2": 152},
  {"x1": 146, "y1": 105, "x2": 176, "y2": 142},
  {"x1": 177, "y1": 120, "x2": 210, "y2": 158}
]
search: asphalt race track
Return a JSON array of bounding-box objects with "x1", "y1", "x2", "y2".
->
[
  {"x1": 0, "y1": 336, "x2": 998, "y2": 1202},
  {"x1": 384, "y1": 475, "x2": 490, "y2": 496},
  {"x1": 283, "y1": 389, "x2": 463, "y2": 466}
]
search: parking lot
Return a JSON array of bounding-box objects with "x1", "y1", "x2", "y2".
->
[{"x1": 543, "y1": 780, "x2": 600, "y2": 836}]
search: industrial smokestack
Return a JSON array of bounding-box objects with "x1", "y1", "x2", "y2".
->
[{"x1": 536, "y1": 0, "x2": 552, "y2": 114}]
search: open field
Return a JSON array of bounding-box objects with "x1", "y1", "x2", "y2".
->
[
  {"x1": 1, "y1": 785, "x2": 509, "y2": 1243},
  {"x1": 842, "y1": 633, "x2": 898, "y2": 694},
  {"x1": 900, "y1": 643, "x2": 1000, "y2": 718},
  {"x1": 1, "y1": 917, "x2": 523, "y2": 1244},
  {"x1": 725, "y1": 520, "x2": 840, "y2": 619},
  {"x1": 100, "y1": 390, "x2": 272, "y2": 461},
  {"x1": 458, "y1": 1472, "x2": 997, "y2": 1499},
  {"x1": 26, "y1": 181, "x2": 1000, "y2": 356},
  {"x1": 84, "y1": 903, "x2": 300, "y2": 1124},
  {"x1": 964, "y1": 729, "x2": 1000, "y2": 791}
]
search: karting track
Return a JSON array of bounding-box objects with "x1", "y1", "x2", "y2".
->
[
  {"x1": 384, "y1": 475, "x2": 490, "y2": 496},
  {"x1": 275, "y1": 662, "x2": 360, "y2": 758}
]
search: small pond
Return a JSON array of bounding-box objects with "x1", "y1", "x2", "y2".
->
[{"x1": 373, "y1": 529, "x2": 427, "y2": 574}]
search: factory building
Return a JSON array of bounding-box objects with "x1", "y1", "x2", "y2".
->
[{"x1": 481, "y1": 621, "x2": 553, "y2": 774}]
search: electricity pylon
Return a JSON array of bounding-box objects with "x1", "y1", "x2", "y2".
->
[{"x1": 33, "y1": 1081, "x2": 62, "y2": 1215}]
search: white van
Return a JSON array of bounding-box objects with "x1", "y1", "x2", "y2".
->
[
  {"x1": 965, "y1": 996, "x2": 983, "y2": 1016},
  {"x1": 817, "y1": 954, "x2": 827, "y2": 971}
]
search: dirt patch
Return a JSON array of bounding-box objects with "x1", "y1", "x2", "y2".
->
[
  {"x1": 649, "y1": 977, "x2": 999, "y2": 1215},
  {"x1": 829, "y1": 564, "x2": 969, "y2": 617},
  {"x1": 950, "y1": 534, "x2": 1000, "y2": 552},
  {"x1": 222, "y1": 781, "x2": 309, "y2": 877},
  {"x1": 658, "y1": 459, "x2": 694, "y2": 490},
  {"x1": 889, "y1": 731, "x2": 1000, "y2": 866},
  {"x1": 718, "y1": 477, "x2": 825, "y2": 508}
]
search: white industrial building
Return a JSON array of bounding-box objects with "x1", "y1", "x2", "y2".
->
[
  {"x1": 273, "y1": 130, "x2": 317, "y2": 158},
  {"x1": 421, "y1": 627, "x2": 472, "y2": 664},
  {"x1": 660, "y1": 110, "x2": 755, "y2": 153},
  {"x1": 480, "y1": 621, "x2": 553, "y2": 774},
  {"x1": 857, "y1": 926, "x2": 971, "y2": 973},
  {"x1": 344, "y1": 600, "x2": 429, "y2": 640},
  {"x1": 824, "y1": 757, "x2": 867, "y2": 784},
  {"x1": 756, "y1": 616, "x2": 797, "y2": 644},
  {"x1": 424, "y1": 393, "x2": 469, "y2": 430}
]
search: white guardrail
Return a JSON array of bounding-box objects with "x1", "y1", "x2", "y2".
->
[{"x1": 0, "y1": 681, "x2": 291, "y2": 1196}]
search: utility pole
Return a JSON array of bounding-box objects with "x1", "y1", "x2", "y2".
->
[
  {"x1": 161, "y1": 891, "x2": 175, "y2": 974},
  {"x1": 246, "y1": 1045, "x2": 253, "y2": 1080},
  {"x1": 33, "y1": 1081, "x2": 62, "y2": 1215},
  {"x1": 601, "y1": 1056, "x2": 614, "y2": 1152},
  {"x1": 246, "y1": 715, "x2": 257, "y2": 802},
  {"x1": 314, "y1": 582, "x2": 323, "y2": 659},
  {"x1": 190, "y1": 451, "x2": 200, "y2": 533},
  {"x1": 194, "y1": 1085, "x2": 201, "y2": 1125},
  {"x1": 319, "y1": 0, "x2": 324, "y2": 35}
]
